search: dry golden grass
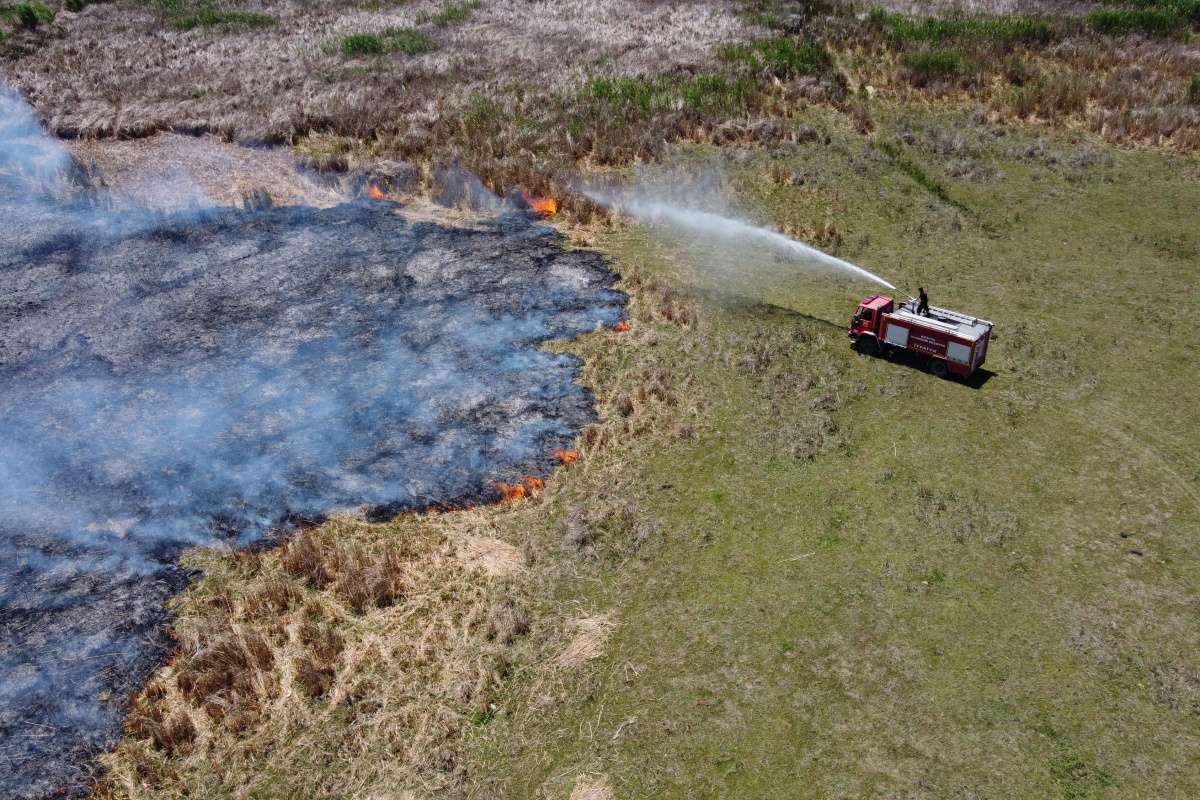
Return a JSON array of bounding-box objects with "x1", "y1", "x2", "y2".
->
[
  {"x1": 4, "y1": 0, "x2": 752, "y2": 141},
  {"x1": 838, "y1": 29, "x2": 1200, "y2": 150},
  {"x1": 457, "y1": 536, "x2": 526, "y2": 578},
  {"x1": 569, "y1": 774, "x2": 615, "y2": 800},
  {"x1": 66, "y1": 132, "x2": 347, "y2": 210},
  {"x1": 554, "y1": 615, "x2": 616, "y2": 670},
  {"x1": 92, "y1": 516, "x2": 532, "y2": 798}
]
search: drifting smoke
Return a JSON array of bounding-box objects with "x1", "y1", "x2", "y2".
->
[
  {"x1": 0, "y1": 87, "x2": 73, "y2": 185},
  {"x1": 0, "y1": 87, "x2": 625, "y2": 798},
  {"x1": 583, "y1": 184, "x2": 897, "y2": 291}
]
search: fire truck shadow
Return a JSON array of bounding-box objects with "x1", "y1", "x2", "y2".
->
[{"x1": 696, "y1": 288, "x2": 845, "y2": 332}]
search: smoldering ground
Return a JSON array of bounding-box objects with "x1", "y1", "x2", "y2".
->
[{"x1": 0, "y1": 90, "x2": 624, "y2": 798}]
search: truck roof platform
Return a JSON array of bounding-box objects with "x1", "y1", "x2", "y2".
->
[{"x1": 892, "y1": 300, "x2": 994, "y2": 342}]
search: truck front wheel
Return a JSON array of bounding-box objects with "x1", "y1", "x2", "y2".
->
[
  {"x1": 929, "y1": 359, "x2": 948, "y2": 378},
  {"x1": 855, "y1": 336, "x2": 879, "y2": 357}
]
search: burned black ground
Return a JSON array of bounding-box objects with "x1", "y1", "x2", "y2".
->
[{"x1": 0, "y1": 111, "x2": 624, "y2": 797}]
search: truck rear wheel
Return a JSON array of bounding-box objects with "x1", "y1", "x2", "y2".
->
[
  {"x1": 855, "y1": 336, "x2": 879, "y2": 357},
  {"x1": 929, "y1": 359, "x2": 948, "y2": 378}
]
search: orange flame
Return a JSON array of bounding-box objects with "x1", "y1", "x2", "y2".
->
[
  {"x1": 495, "y1": 476, "x2": 545, "y2": 503},
  {"x1": 553, "y1": 449, "x2": 579, "y2": 465},
  {"x1": 366, "y1": 184, "x2": 386, "y2": 201},
  {"x1": 613, "y1": 320, "x2": 630, "y2": 333},
  {"x1": 495, "y1": 482, "x2": 525, "y2": 502},
  {"x1": 525, "y1": 195, "x2": 559, "y2": 217}
]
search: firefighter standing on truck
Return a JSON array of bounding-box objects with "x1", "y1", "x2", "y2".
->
[{"x1": 917, "y1": 287, "x2": 929, "y2": 316}]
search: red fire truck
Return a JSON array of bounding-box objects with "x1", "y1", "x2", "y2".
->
[{"x1": 848, "y1": 294, "x2": 993, "y2": 379}]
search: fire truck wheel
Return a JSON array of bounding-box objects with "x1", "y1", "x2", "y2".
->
[
  {"x1": 855, "y1": 336, "x2": 878, "y2": 357},
  {"x1": 929, "y1": 359, "x2": 948, "y2": 378}
]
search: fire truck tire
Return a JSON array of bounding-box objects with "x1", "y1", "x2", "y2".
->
[
  {"x1": 855, "y1": 336, "x2": 879, "y2": 357},
  {"x1": 929, "y1": 359, "x2": 948, "y2": 378}
]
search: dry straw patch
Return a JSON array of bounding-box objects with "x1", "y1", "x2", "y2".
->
[
  {"x1": 458, "y1": 535, "x2": 527, "y2": 578},
  {"x1": 570, "y1": 774, "x2": 616, "y2": 800},
  {"x1": 555, "y1": 614, "x2": 616, "y2": 670},
  {"x1": 93, "y1": 515, "x2": 531, "y2": 798},
  {"x1": 66, "y1": 132, "x2": 347, "y2": 210},
  {"x1": 838, "y1": 24, "x2": 1200, "y2": 150}
]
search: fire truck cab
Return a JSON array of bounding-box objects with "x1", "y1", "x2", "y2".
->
[{"x1": 849, "y1": 294, "x2": 993, "y2": 379}]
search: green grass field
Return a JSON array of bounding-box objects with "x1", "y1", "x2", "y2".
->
[{"x1": 461, "y1": 105, "x2": 1200, "y2": 799}]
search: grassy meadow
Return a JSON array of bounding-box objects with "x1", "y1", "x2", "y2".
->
[{"x1": 458, "y1": 108, "x2": 1200, "y2": 798}]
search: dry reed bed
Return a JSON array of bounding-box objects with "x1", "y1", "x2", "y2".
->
[
  {"x1": 834, "y1": 25, "x2": 1200, "y2": 149},
  {"x1": 9, "y1": 0, "x2": 1195, "y2": 225},
  {"x1": 3, "y1": 0, "x2": 751, "y2": 140}
]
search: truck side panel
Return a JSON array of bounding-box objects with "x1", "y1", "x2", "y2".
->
[
  {"x1": 883, "y1": 316, "x2": 948, "y2": 358},
  {"x1": 882, "y1": 315, "x2": 983, "y2": 378},
  {"x1": 947, "y1": 341, "x2": 971, "y2": 365},
  {"x1": 883, "y1": 323, "x2": 909, "y2": 347}
]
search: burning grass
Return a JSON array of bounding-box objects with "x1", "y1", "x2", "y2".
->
[
  {"x1": 0, "y1": 98, "x2": 631, "y2": 793},
  {"x1": 5, "y1": 3, "x2": 1200, "y2": 796},
  {"x1": 85, "y1": 205, "x2": 715, "y2": 797}
]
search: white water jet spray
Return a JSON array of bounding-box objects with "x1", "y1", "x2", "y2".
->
[{"x1": 586, "y1": 191, "x2": 898, "y2": 292}]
